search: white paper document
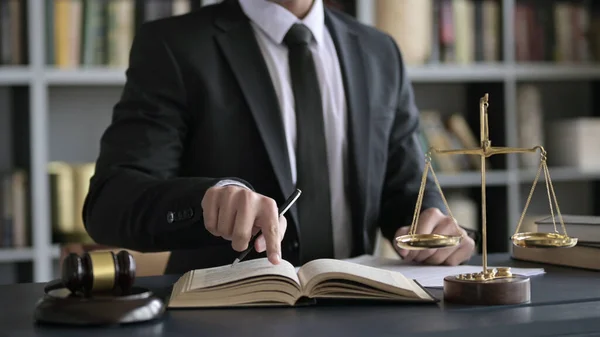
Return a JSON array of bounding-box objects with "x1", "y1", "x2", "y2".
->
[{"x1": 342, "y1": 255, "x2": 546, "y2": 288}]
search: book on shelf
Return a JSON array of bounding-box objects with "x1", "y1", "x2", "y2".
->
[
  {"x1": 420, "y1": 110, "x2": 461, "y2": 173},
  {"x1": 168, "y1": 257, "x2": 435, "y2": 308},
  {"x1": 0, "y1": 170, "x2": 28, "y2": 248},
  {"x1": 374, "y1": 0, "x2": 599, "y2": 65},
  {"x1": 515, "y1": 0, "x2": 595, "y2": 63},
  {"x1": 516, "y1": 85, "x2": 543, "y2": 169},
  {"x1": 418, "y1": 111, "x2": 487, "y2": 173},
  {"x1": 547, "y1": 117, "x2": 600, "y2": 171},
  {"x1": 44, "y1": 0, "x2": 360, "y2": 69},
  {"x1": 374, "y1": 0, "x2": 501, "y2": 65},
  {"x1": 46, "y1": 0, "x2": 206, "y2": 68},
  {"x1": 0, "y1": 0, "x2": 27, "y2": 66},
  {"x1": 48, "y1": 161, "x2": 95, "y2": 244},
  {"x1": 446, "y1": 113, "x2": 484, "y2": 170}
]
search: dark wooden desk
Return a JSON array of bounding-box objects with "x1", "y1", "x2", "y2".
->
[{"x1": 2, "y1": 254, "x2": 600, "y2": 337}]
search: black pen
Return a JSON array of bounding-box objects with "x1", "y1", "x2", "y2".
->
[{"x1": 231, "y1": 188, "x2": 302, "y2": 267}]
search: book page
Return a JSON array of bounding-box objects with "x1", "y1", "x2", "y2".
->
[
  {"x1": 297, "y1": 258, "x2": 432, "y2": 300},
  {"x1": 184, "y1": 258, "x2": 300, "y2": 292}
]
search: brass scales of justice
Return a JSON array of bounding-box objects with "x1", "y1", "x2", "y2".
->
[{"x1": 395, "y1": 93, "x2": 578, "y2": 305}]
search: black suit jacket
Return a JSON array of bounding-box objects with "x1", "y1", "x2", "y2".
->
[{"x1": 83, "y1": 0, "x2": 449, "y2": 274}]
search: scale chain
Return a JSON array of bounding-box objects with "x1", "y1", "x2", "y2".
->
[
  {"x1": 513, "y1": 151, "x2": 568, "y2": 237},
  {"x1": 409, "y1": 152, "x2": 466, "y2": 239}
]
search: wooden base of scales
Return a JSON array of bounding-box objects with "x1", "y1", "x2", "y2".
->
[{"x1": 395, "y1": 94, "x2": 577, "y2": 305}]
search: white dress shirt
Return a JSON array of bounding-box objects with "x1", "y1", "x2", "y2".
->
[{"x1": 238, "y1": 0, "x2": 352, "y2": 258}]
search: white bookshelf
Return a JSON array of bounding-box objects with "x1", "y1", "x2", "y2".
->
[{"x1": 0, "y1": 0, "x2": 599, "y2": 283}]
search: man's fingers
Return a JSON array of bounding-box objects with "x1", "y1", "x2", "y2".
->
[
  {"x1": 254, "y1": 235, "x2": 266, "y2": 253},
  {"x1": 255, "y1": 216, "x2": 287, "y2": 254},
  {"x1": 411, "y1": 248, "x2": 437, "y2": 263},
  {"x1": 259, "y1": 198, "x2": 281, "y2": 264},
  {"x1": 413, "y1": 217, "x2": 456, "y2": 263},
  {"x1": 405, "y1": 208, "x2": 443, "y2": 261},
  {"x1": 230, "y1": 193, "x2": 254, "y2": 252},
  {"x1": 251, "y1": 226, "x2": 265, "y2": 252},
  {"x1": 424, "y1": 221, "x2": 474, "y2": 266},
  {"x1": 415, "y1": 208, "x2": 443, "y2": 234},
  {"x1": 202, "y1": 188, "x2": 219, "y2": 236},
  {"x1": 216, "y1": 205, "x2": 235, "y2": 241},
  {"x1": 405, "y1": 209, "x2": 448, "y2": 262},
  {"x1": 404, "y1": 241, "x2": 424, "y2": 261},
  {"x1": 444, "y1": 237, "x2": 475, "y2": 266},
  {"x1": 421, "y1": 243, "x2": 454, "y2": 265},
  {"x1": 201, "y1": 186, "x2": 288, "y2": 265},
  {"x1": 216, "y1": 187, "x2": 243, "y2": 240}
]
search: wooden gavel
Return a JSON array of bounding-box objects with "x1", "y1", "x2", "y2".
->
[{"x1": 44, "y1": 250, "x2": 136, "y2": 297}]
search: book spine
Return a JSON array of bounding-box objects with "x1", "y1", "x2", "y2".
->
[
  {"x1": 46, "y1": 0, "x2": 55, "y2": 65},
  {"x1": 1, "y1": 174, "x2": 13, "y2": 247},
  {"x1": 0, "y1": 1, "x2": 11, "y2": 64}
]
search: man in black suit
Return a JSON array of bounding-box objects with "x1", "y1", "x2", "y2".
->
[{"x1": 83, "y1": 0, "x2": 476, "y2": 274}]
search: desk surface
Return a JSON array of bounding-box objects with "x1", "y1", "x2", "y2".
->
[{"x1": 2, "y1": 254, "x2": 600, "y2": 337}]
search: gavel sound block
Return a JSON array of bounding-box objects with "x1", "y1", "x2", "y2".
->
[{"x1": 34, "y1": 250, "x2": 165, "y2": 326}]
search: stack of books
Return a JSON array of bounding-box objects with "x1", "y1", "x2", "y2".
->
[{"x1": 512, "y1": 215, "x2": 600, "y2": 271}]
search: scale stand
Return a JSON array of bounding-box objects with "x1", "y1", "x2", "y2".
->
[{"x1": 395, "y1": 93, "x2": 577, "y2": 305}]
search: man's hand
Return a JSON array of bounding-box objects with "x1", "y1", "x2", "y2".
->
[
  {"x1": 394, "y1": 208, "x2": 475, "y2": 266},
  {"x1": 201, "y1": 185, "x2": 287, "y2": 264}
]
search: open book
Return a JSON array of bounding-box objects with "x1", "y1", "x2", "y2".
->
[{"x1": 168, "y1": 257, "x2": 435, "y2": 308}]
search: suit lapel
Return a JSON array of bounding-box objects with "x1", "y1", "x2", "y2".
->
[
  {"x1": 325, "y1": 11, "x2": 370, "y2": 251},
  {"x1": 214, "y1": 1, "x2": 298, "y2": 227}
]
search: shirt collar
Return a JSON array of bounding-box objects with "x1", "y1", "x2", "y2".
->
[{"x1": 238, "y1": 0, "x2": 325, "y2": 45}]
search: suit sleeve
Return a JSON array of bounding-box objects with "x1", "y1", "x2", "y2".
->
[
  {"x1": 377, "y1": 36, "x2": 448, "y2": 244},
  {"x1": 82, "y1": 23, "x2": 249, "y2": 252}
]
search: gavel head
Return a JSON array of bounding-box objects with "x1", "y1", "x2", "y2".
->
[{"x1": 61, "y1": 250, "x2": 136, "y2": 296}]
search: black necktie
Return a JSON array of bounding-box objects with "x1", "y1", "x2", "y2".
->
[{"x1": 283, "y1": 24, "x2": 334, "y2": 262}]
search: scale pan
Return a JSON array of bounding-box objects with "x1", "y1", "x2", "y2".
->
[
  {"x1": 511, "y1": 232, "x2": 578, "y2": 248},
  {"x1": 395, "y1": 234, "x2": 462, "y2": 250}
]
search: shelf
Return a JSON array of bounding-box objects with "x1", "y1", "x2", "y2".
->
[
  {"x1": 518, "y1": 167, "x2": 600, "y2": 183},
  {"x1": 45, "y1": 68, "x2": 126, "y2": 85},
  {"x1": 407, "y1": 64, "x2": 507, "y2": 82},
  {"x1": 0, "y1": 245, "x2": 61, "y2": 263},
  {"x1": 0, "y1": 66, "x2": 32, "y2": 85},
  {"x1": 0, "y1": 247, "x2": 34, "y2": 263},
  {"x1": 47, "y1": 65, "x2": 508, "y2": 85},
  {"x1": 437, "y1": 170, "x2": 509, "y2": 187},
  {"x1": 515, "y1": 63, "x2": 600, "y2": 81},
  {"x1": 37, "y1": 63, "x2": 600, "y2": 86}
]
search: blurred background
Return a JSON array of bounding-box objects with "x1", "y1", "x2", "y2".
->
[{"x1": 0, "y1": 0, "x2": 599, "y2": 284}]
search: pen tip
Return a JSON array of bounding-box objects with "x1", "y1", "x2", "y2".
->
[{"x1": 232, "y1": 258, "x2": 240, "y2": 267}]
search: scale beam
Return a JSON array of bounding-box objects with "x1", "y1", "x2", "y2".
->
[{"x1": 432, "y1": 146, "x2": 545, "y2": 157}]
